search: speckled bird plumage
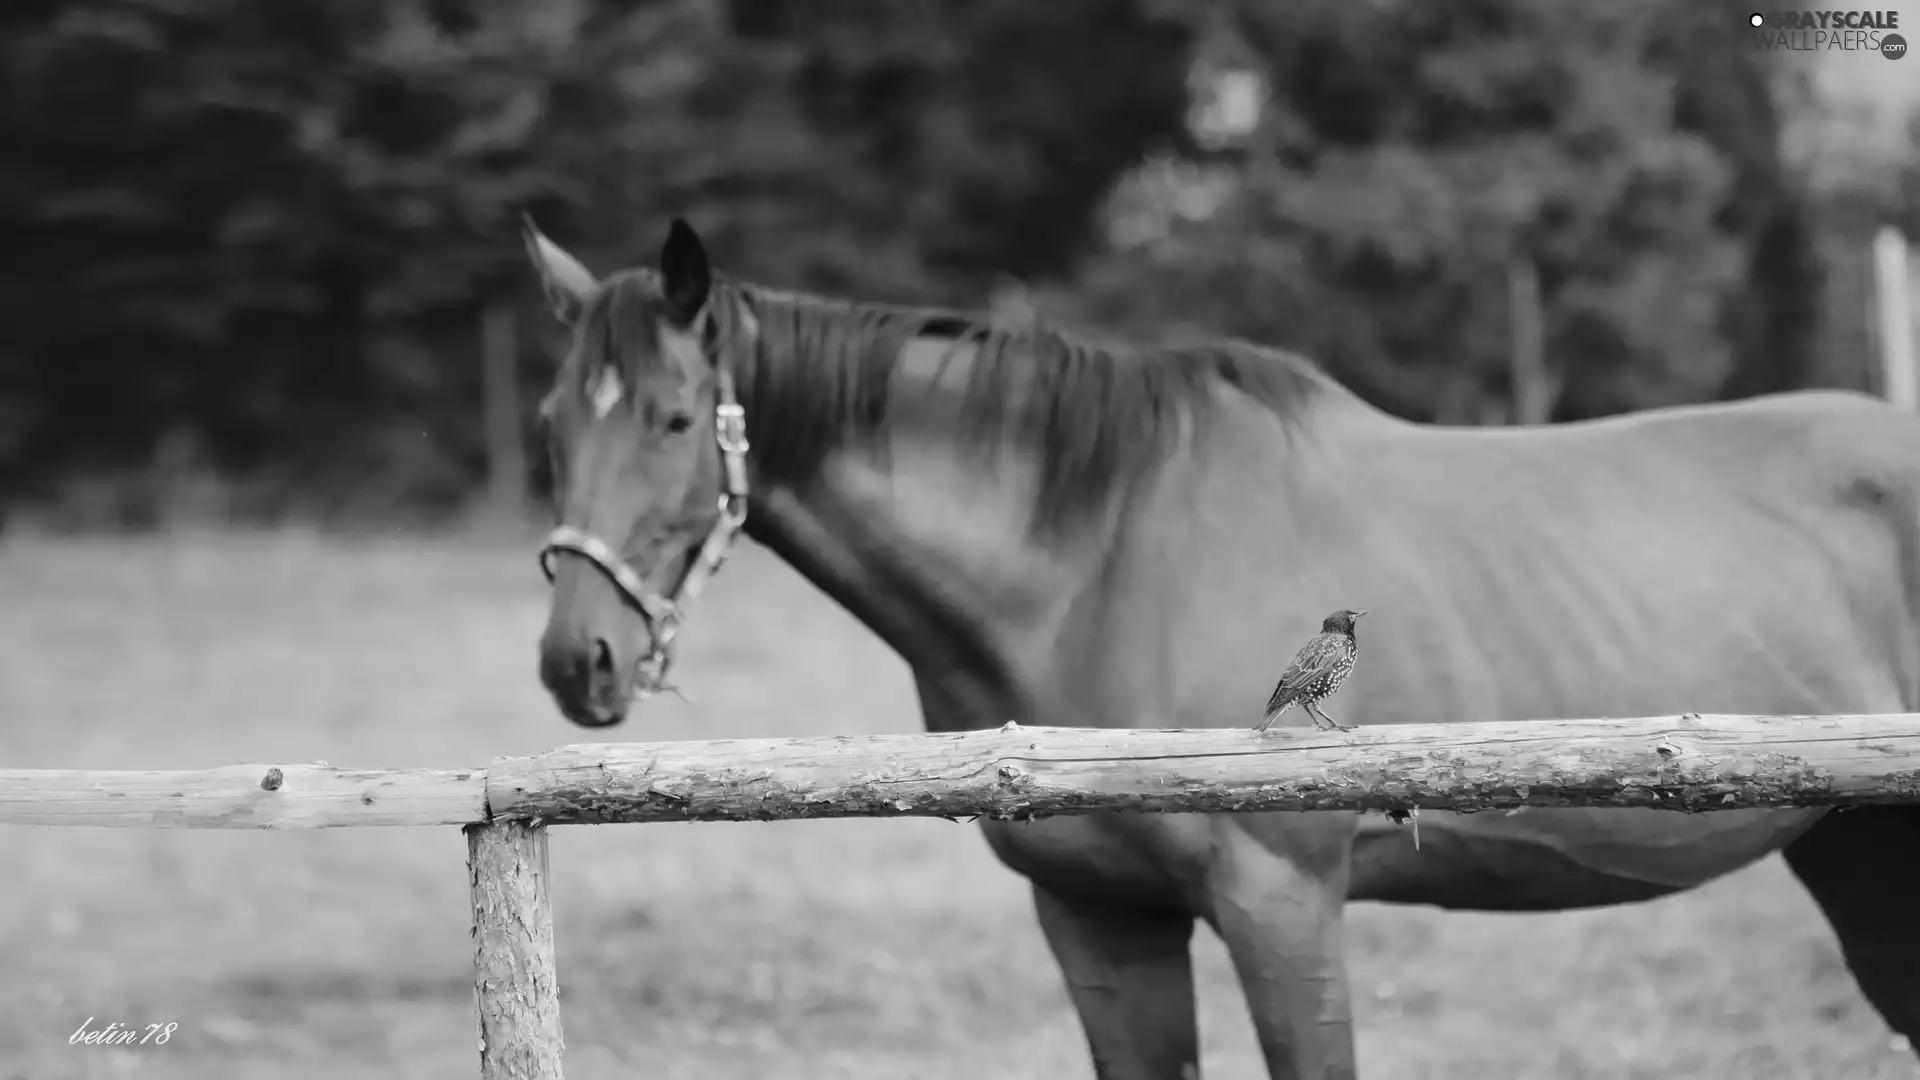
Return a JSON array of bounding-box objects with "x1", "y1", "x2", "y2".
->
[{"x1": 1256, "y1": 609, "x2": 1366, "y2": 732}]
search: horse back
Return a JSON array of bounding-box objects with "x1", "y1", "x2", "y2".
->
[{"x1": 1131, "y1": 387, "x2": 1920, "y2": 734}]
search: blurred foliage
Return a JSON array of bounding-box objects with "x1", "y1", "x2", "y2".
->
[
  {"x1": 0, "y1": 0, "x2": 1902, "y2": 527},
  {"x1": 1058, "y1": 0, "x2": 1837, "y2": 422}
]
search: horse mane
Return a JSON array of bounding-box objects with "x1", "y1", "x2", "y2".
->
[{"x1": 561, "y1": 269, "x2": 1330, "y2": 537}]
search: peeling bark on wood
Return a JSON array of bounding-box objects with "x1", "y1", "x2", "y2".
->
[
  {"x1": 485, "y1": 714, "x2": 1920, "y2": 824},
  {"x1": 468, "y1": 820, "x2": 564, "y2": 1080},
  {"x1": 1, "y1": 715, "x2": 1917, "y2": 831},
  {"x1": 0, "y1": 764, "x2": 485, "y2": 828}
]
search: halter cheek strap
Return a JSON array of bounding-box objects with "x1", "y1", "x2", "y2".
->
[{"x1": 537, "y1": 354, "x2": 752, "y2": 701}]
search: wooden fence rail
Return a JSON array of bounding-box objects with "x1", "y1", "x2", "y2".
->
[{"x1": 5, "y1": 712, "x2": 1920, "y2": 1079}]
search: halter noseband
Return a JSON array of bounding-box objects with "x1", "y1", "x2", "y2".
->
[{"x1": 536, "y1": 340, "x2": 752, "y2": 702}]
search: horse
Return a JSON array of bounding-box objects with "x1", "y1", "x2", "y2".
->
[{"x1": 522, "y1": 216, "x2": 1920, "y2": 1080}]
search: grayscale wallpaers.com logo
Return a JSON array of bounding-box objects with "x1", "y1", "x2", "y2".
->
[{"x1": 1747, "y1": 10, "x2": 1905, "y2": 57}]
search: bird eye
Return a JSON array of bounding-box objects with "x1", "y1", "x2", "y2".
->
[{"x1": 664, "y1": 412, "x2": 694, "y2": 435}]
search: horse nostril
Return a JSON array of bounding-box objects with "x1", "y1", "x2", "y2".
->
[{"x1": 591, "y1": 637, "x2": 615, "y2": 676}]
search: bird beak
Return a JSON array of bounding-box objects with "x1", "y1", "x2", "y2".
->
[{"x1": 1353, "y1": 610, "x2": 1368, "y2": 618}]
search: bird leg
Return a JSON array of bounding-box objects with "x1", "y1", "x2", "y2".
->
[{"x1": 1304, "y1": 701, "x2": 1353, "y2": 732}]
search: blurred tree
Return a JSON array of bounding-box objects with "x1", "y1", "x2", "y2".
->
[
  {"x1": 0, "y1": 0, "x2": 1837, "y2": 524},
  {"x1": 1649, "y1": 0, "x2": 1825, "y2": 402},
  {"x1": 1057, "y1": 0, "x2": 1804, "y2": 424},
  {"x1": 0, "y1": 0, "x2": 690, "y2": 518},
  {"x1": 715, "y1": 0, "x2": 1195, "y2": 293},
  {"x1": 0, "y1": 0, "x2": 1198, "y2": 523}
]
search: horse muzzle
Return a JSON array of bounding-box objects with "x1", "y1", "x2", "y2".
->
[{"x1": 537, "y1": 618, "x2": 639, "y2": 729}]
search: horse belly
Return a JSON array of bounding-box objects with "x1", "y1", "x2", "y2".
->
[
  {"x1": 978, "y1": 815, "x2": 1213, "y2": 908},
  {"x1": 1349, "y1": 805, "x2": 1826, "y2": 911}
]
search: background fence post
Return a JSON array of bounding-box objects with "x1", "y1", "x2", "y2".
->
[
  {"x1": 1874, "y1": 224, "x2": 1915, "y2": 413},
  {"x1": 479, "y1": 299, "x2": 529, "y2": 528},
  {"x1": 467, "y1": 820, "x2": 564, "y2": 1079},
  {"x1": 1507, "y1": 251, "x2": 1551, "y2": 425}
]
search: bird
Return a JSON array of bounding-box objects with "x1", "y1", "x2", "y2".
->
[{"x1": 1254, "y1": 609, "x2": 1367, "y2": 733}]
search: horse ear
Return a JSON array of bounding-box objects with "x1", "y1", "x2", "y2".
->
[
  {"x1": 522, "y1": 214, "x2": 597, "y2": 324},
  {"x1": 659, "y1": 217, "x2": 711, "y2": 328}
]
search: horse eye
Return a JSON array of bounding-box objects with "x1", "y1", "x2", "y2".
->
[{"x1": 664, "y1": 412, "x2": 694, "y2": 435}]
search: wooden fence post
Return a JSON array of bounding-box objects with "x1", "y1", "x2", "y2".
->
[
  {"x1": 467, "y1": 820, "x2": 564, "y2": 1079},
  {"x1": 480, "y1": 300, "x2": 529, "y2": 526},
  {"x1": 1508, "y1": 252, "x2": 1552, "y2": 425},
  {"x1": 1874, "y1": 224, "x2": 1915, "y2": 413}
]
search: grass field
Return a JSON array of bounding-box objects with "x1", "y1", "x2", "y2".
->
[{"x1": 1, "y1": 532, "x2": 1915, "y2": 1080}]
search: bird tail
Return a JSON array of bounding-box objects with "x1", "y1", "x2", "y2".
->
[
  {"x1": 1256, "y1": 698, "x2": 1293, "y2": 731},
  {"x1": 1263, "y1": 684, "x2": 1296, "y2": 716}
]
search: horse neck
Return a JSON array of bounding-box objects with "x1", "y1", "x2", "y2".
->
[
  {"x1": 735, "y1": 333, "x2": 1116, "y2": 732},
  {"x1": 739, "y1": 479, "x2": 1041, "y2": 731}
]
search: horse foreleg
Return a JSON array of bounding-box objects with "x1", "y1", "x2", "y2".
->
[
  {"x1": 1784, "y1": 806, "x2": 1920, "y2": 1050},
  {"x1": 1031, "y1": 884, "x2": 1201, "y2": 1080},
  {"x1": 1204, "y1": 815, "x2": 1357, "y2": 1080}
]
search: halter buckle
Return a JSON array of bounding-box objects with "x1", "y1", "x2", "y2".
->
[{"x1": 715, "y1": 402, "x2": 749, "y2": 454}]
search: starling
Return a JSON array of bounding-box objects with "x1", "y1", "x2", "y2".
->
[{"x1": 1254, "y1": 609, "x2": 1366, "y2": 733}]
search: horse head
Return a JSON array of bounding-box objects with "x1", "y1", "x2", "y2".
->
[{"x1": 522, "y1": 217, "x2": 756, "y2": 728}]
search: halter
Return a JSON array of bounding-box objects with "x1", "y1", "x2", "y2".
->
[{"x1": 537, "y1": 343, "x2": 752, "y2": 702}]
